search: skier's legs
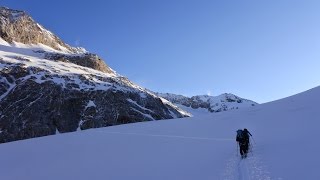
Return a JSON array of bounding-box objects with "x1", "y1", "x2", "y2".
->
[
  {"x1": 244, "y1": 143, "x2": 249, "y2": 154},
  {"x1": 240, "y1": 144, "x2": 245, "y2": 155}
]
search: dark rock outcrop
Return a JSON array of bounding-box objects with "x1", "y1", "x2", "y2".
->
[
  {"x1": 0, "y1": 64, "x2": 188, "y2": 143},
  {"x1": 43, "y1": 52, "x2": 115, "y2": 74}
]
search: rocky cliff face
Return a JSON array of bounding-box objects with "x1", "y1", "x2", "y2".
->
[
  {"x1": 156, "y1": 93, "x2": 258, "y2": 113},
  {"x1": 0, "y1": 7, "x2": 190, "y2": 143},
  {"x1": 0, "y1": 7, "x2": 83, "y2": 53},
  {"x1": 0, "y1": 69, "x2": 186, "y2": 143}
]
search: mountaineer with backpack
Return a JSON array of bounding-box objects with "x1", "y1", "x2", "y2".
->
[{"x1": 236, "y1": 128, "x2": 252, "y2": 158}]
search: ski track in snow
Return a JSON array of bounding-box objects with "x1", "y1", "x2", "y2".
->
[
  {"x1": 222, "y1": 145, "x2": 275, "y2": 180},
  {"x1": 96, "y1": 131, "x2": 282, "y2": 180},
  {"x1": 97, "y1": 131, "x2": 281, "y2": 180}
]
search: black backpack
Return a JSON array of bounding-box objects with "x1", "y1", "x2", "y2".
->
[
  {"x1": 236, "y1": 129, "x2": 243, "y2": 141},
  {"x1": 242, "y1": 131, "x2": 249, "y2": 140}
]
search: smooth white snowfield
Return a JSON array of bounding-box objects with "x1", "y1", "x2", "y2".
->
[{"x1": 0, "y1": 86, "x2": 320, "y2": 180}]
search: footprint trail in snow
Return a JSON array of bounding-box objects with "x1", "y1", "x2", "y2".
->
[{"x1": 222, "y1": 146, "x2": 274, "y2": 180}]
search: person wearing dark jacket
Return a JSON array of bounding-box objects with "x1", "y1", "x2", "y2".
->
[
  {"x1": 236, "y1": 128, "x2": 252, "y2": 158},
  {"x1": 242, "y1": 128, "x2": 252, "y2": 154}
]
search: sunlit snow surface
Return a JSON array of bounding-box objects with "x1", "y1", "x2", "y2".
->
[{"x1": 0, "y1": 79, "x2": 319, "y2": 179}]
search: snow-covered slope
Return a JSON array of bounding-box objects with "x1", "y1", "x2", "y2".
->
[
  {"x1": 0, "y1": 7, "x2": 190, "y2": 143},
  {"x1": 0, "y1": 85, "x2": 319, "y2": 179},
  {"x1": 157, "y1": 92, "x2": 258, "y2": 114}
]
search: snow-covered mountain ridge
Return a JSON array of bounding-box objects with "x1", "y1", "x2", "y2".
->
[
  {"x1": 156, "y1": 92, "x2": 258, "y2": 113},
  {"x1": 0, "y1": 7, "x2": 190, "y2": 143}
]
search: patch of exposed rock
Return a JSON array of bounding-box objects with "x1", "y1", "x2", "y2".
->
[{"x1": 43, "y1": 52, "x2": 115, "y2": 74}]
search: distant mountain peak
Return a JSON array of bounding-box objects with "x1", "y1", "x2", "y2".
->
[{"x1": 156, "y1": 92, "x2": 258, "y2": 113}]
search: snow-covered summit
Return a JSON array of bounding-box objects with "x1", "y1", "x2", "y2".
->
[{"x1": 157, "y1": 92, "x2": 258, "y2": 113}]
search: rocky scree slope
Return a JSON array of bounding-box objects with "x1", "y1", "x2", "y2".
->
[{"x1": 0, "y1": 7, "x2": 190, "y2": 143}]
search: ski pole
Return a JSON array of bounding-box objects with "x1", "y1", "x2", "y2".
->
[
  {"x1": 249, "y1": 142, "x2": 253, "y2": 154},
  {"x1": 236, "y1": 142, "x2": 239, "y2": 156},
  {"x1": 251, "y1": 136, "x2": 256, "y2": 145}
]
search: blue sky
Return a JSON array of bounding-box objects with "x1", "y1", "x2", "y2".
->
[{"x1": 2, "y1": 0, "x2": 320, "y2": 103}]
